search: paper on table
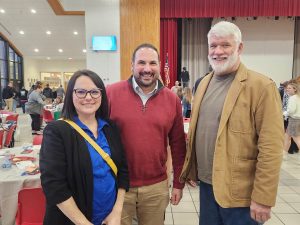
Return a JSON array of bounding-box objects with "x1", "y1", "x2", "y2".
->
[{"x1": 15, "y1": 161, "x2": 35, "y2": 170}]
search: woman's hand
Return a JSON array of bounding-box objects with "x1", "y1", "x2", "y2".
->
[{"x1": 101, "y1": 208, "x2": 122, "y2": 225}]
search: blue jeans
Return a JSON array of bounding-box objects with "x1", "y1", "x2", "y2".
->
[{"x1": 199, "y1": 181, "x2": 262, "y2": 225}]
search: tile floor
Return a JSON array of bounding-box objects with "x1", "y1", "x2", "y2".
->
[{"x1": 10, "y1": 110, "x2": 300, "y2": 225}]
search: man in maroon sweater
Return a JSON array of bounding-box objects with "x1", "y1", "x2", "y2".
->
[{"x1": 107, "y1": 43, "x2": 186, "y2": 225}]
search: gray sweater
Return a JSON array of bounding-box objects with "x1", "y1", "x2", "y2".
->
[{"x1": 25, "y1": 90, "x2": 46, "y2": 114}]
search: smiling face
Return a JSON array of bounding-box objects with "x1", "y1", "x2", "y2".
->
[
  {"x1": 132, "y1": 47, "x2": 160, "y2": 93},
  {"x1": 208, "y1": 35, "x2": 243, "y2": 76},
  {"x1": 286, "y1": 84, "x2": 297, "y2": 96},
  {"x1": 73, "y1": 75, "x2": 102, "y2": 118}
]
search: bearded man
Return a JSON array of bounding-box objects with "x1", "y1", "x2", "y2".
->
[
  {"x1": 107, "y1": 43, "x2": 186, "y2": 225},
  {"x1": 180, "y1": 21, "x2": 284, "y2": 225}
]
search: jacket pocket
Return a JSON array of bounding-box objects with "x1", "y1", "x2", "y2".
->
[
  {"x1": 228, "y1": 103, "x2": 252, "y2": 133},
  {"x1": 231, "y1": 159, "x2": 256, "y2": 200}
]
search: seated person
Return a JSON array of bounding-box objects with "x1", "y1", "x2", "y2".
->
[{"x1": 53, "y1": 96, "x2": 64, "y2": 112}]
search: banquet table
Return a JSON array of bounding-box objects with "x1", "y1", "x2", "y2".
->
[{"x1": 0, "y1": 145, "x2": 41, "y2": 225}]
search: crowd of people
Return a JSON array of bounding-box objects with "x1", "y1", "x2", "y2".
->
[{"x1": 1, "y1": 21, "x2": 292, "y2": 225}]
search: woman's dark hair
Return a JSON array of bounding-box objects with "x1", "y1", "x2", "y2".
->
[{"x1": 61, "y1": 69, "x2": 109, "y2": 120}]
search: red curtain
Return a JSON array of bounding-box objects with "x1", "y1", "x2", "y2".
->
[
  {"x1": 161, "y1": 0, "x2": 300, "y2": 18},
  {"x1": 160, "y1": 19, "x2": 178, "y2": 88}
]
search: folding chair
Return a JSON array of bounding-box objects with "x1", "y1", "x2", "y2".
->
[
  {"x1": 32, "y1": 135, "x2": 43, "y2": 145},
  {"x1": 42, "y1": 109, "x2": 53, "y2": 123},
  {"x1": 4, "y1": 124, "x2": 17, "y2": 148},
  {"x1": 15, "y1": 188, "x2": 46, "y2": 225},
  {"x1": 0, "y1": 129, "x2": 5, "y2": 149},
  {"x1": 6, "y1": 113, "x2": 19, "y2": 123}
]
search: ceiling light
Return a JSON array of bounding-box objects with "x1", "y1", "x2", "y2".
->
[
  {"x1": 19, "y1": 30, "x2": 24, "y2": 35},
  {"x1": 58, "y1": 49, "x2": 63, "y2": 53},
  {"x1": 73, "y1": 31, "x2": 78, "y2": 35},
  {"x1": 31, "y1": 9, "x2": 36, "y2": 14},
  {"x1": 68, "y1": 58, "x2": 72, "y2": 60},
  {"x1": 0, "y1": 9, "x2": 5, "y2": 13},
  {"x1": 46, "y1": 31, "x2": 51, "y2": 35},
  {"x1": 34, "y1": 48, "x2": 39, "y2": 52},
  {"x1": 82, "y1": 49, "x2": 86, "y2": 53},
  {"x1": 47, "y1": 57, "x2": 51, "y2": 60}
]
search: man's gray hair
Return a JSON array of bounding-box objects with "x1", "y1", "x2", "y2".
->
[{"x1": 207, "y1": 21, "x2": 242, "y2": 45}]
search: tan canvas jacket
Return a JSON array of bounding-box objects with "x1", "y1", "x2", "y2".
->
[{"x1": 180, "y1": 63, "x2": 284, "y2": 207}]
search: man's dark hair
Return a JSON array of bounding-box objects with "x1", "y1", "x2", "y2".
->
[
  {"x1": 131, "y1": 43, "x2": 160, "y2": 62},
  {"x1": 183, "y1": 67, "x2": 186, "y2": 71},
  {"x1": 61, "y1": 69, "x2": 109, "y2": 121}
]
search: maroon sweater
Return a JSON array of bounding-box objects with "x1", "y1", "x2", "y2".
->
[{"x1": 107, "y1": 77, "x2": 186, "y2": 189}]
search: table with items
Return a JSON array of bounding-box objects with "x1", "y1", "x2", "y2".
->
[{"x1": 0, "y1": 145, "x2": 41, "y2": 225}]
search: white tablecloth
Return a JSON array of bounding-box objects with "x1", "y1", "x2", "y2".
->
[{"x1": 0, "y1": 145, "x2": 41, "y2": 225}]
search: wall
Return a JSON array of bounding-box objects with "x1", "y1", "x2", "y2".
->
[
  {"x1": 85, "y1": 0, "x2": 120, "y2": 86},
  {"x1": 213, "y1": 17, "x2": 294, "y2": 85},
  {"x1": 23, "y1": 58, "x2": 85, "y2": 88},
  {"x1": 120, "y1": 0, "x2": 160, "y2": 80}
]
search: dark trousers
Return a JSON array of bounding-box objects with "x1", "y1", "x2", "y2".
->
[
  {"x1": 30, "y1": 114, "x2": 41, "y2": 131},
  {"x1": 199, "y1": 181, "x2": 262, "y2": 225}
]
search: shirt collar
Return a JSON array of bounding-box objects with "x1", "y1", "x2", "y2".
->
[
  {"x1": 132, "y1": 76, "x2": 158, "y2": 95},
  {"x1": 73, "y1": 116, "x2": 108, "y2": 132}
]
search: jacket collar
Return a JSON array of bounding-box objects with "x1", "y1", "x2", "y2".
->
[{"x1": 191, "y1": 63, "x2": 248, "y2": 140}]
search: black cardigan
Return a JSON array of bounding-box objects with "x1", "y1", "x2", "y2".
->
[{"x1": 39, "y1": 119, "x2": 129, "y2": 225}]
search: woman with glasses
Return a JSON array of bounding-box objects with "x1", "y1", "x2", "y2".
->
[{"x1": 40, "y1": 70, "x2": 129, "y2": 225}]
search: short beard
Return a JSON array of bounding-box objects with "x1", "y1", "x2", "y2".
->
[{"x1": 208, "y1": 50, "x2": 239, "y2": 75}]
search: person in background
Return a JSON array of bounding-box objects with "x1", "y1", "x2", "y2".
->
[
  {"x1": 19, "y1": 86, "x2": 28, "y2": 114},
  {"x1": 180, "y1": 67, "x2": 190, "y2": 88},
  {"x1": 2, "y1": 81, "x2": 15, "y2": 111},
  {"x1": 40, "y1": 69, "x2": 129, "y2": 225},
  {"x1": 171, "y1": 81, "x2": 180, "y2": 94},
  {"x1": 25, "y1": 83, "x2": 45, "y2": 135},
  {"x1": 182, "y1": 87, "x2": 192, "y2": 118},
  {"x1": 180, "y1": 21, "x2": 283, "y2": 225},
  {"x1": 283, "y1": 81, "x2": 300, "y2": 155},
  {"x1": 176, "y1": 86, "x2": 183, "y2": 101},
  {"x1": 280, "y1": 80, "x2": 298, "y2": 154},
  {"x1": 43, "y1": 83, "x2": 53, "y2": 104},
  {"x1": 56, "y1": 84, "x2": 65, "y2": 98},
  {"x1": 53, "y1": 95, "x2": 64, "y2": 112},
  {"x1": 107, "y1": 43, "x2": 186, "y2": 225}
]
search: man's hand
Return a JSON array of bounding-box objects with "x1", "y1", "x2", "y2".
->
[
  {"x1": 170, "y1": 188, "x2": 183, "y2": 205},
  {"x1": 187, "y1": 179, "x2": 197, "y2": 187},
  {"x1": 250, "y1": 200, "x2": 271, "y2": 223}
]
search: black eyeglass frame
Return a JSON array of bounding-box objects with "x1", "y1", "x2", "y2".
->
[{"x1": 73, "y1": 88, "x2": 102, "y2": 99}]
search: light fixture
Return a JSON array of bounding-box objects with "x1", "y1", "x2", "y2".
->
[
  {"x1": 46, "y1": 30, "x2": 51, "y2": 35},
  {"x1": 31, "y1": 9, "x2": 36, "y2": 14},
  {"x1": 0, "y1": 9, "x2": 5, "y2": 13},
  {"x1": 82, "y1": 49, "x2": 86, "y2": 53},
  {"x1": 47, "y1": 57, "x2": 51, "y2": 60},
  {"x1": 34, "y1": 48, "x2": 39, "y2": 52},
  {"x1": 58, "y1": 49, "x2": 63, "y2": 53},
  {"x1": 73, "y1": 31, "x2": 78, "y2": 35},
  {"x1": 19, "y1": 30, "x2": 25, "y2": 35},
  {"x1": 68, "y1": 57, "x2": 72, "y2": 60}
]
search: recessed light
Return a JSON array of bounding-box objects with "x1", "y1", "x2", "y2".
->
[
  {"x1": 34, "y1": 48, "x2": 39, "y2": 52},
  {"x1": 82, "y1": 49, "x2": 86, "y2": 53},
  {"x1": 19, "y1": 30, "x2": 24, "y2": 35},
  {"x1": 0, "y1": 9, "x2": 5, "y2": 13},
  {"x1": 31, "y1": 9, "x2": 36, "y2": 14},
  {"x1": 68, "y1": 58, "x2": 72, "y2": 60},
  {"x1": 46, "y1": 31, "x2": 51, "y2": 35},
  {"x1": 47, "y1": 57, "x2": 51, "y2": 60},
  {"x1": 58, "y1": 49, "x2": 63, "y2": 53},
  {"x1": 73, "y1": 31, "x2": 78, "y2": 35}
]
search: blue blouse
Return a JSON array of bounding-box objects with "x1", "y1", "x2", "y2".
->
[{"x1": 74, "y1": 117, "x2": 116, "y2": 225}]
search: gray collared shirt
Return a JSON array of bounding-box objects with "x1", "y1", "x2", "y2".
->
[{"x1": 132, "y1": 76, "x2": 158, "y2": 106}]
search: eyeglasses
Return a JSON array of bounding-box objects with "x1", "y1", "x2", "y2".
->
[{"x1": 73, "y1": 88, "x2": 102, "y2": 99}]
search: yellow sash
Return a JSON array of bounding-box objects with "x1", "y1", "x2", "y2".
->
[{"x1": 62, "y1": 119, "x2": 118, "y2": 176}]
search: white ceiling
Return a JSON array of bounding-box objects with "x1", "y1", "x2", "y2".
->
[{"x1": 0, "y1": 0, "x2": 86, "y2": 60}]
